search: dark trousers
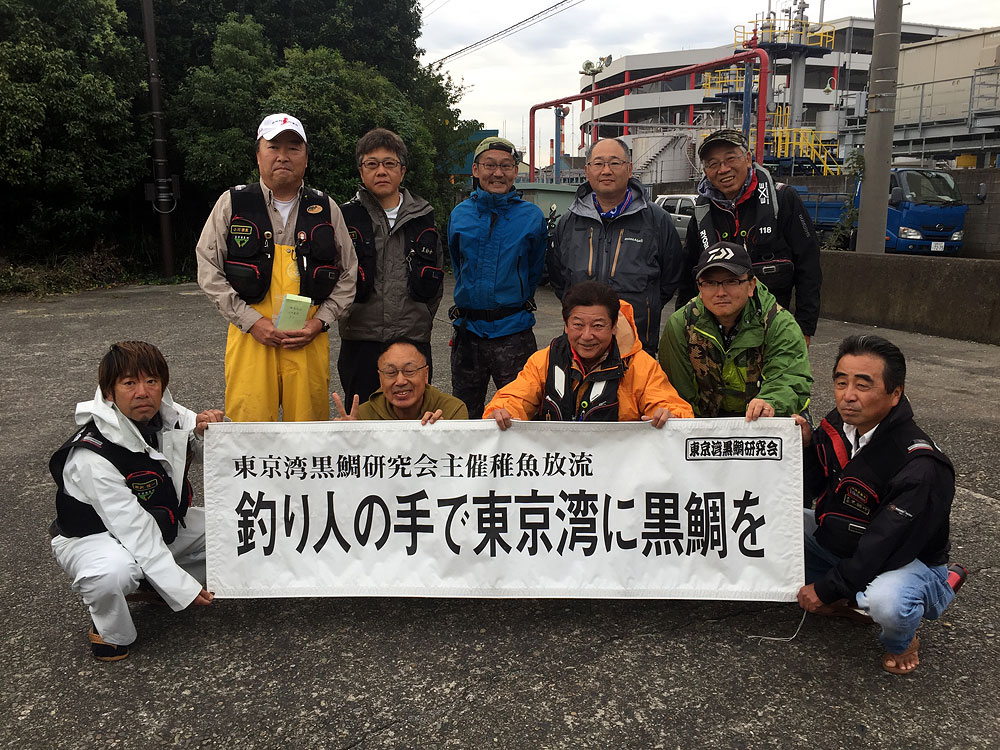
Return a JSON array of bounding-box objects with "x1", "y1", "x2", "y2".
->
[
  {"x1": 338, "y1": 339, "x2": 433, "y2": 406},
  {"x1": 450, "y1": 327, "x2": 537, "y2": 419}
]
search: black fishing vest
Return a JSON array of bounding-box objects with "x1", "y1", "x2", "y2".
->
[
  {"x1": 49, "y1": 421, "x2": 192, "y2": 544},
  {"x1": 692, "y1": 167, "x2": 796, "y2": 292},
  {"x1": 225, "y1": 183, "x2": 341, "y2": 304},
  {"x1": 537, "y1": 335, "x2": 625, "y2": 422},
  {"x1": 813, "y1": 411, "x2": 953, "y2": 558},
  {"x1": 339, "y1": 199, "x2": 442, "y2": 304}
]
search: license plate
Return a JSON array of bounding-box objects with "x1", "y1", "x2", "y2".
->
[{"x1": 931, "y1": 241, "x2": 945, "y2": 252}]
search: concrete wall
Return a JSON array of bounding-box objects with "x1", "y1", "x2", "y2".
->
[
  {"x1": 819, "y1": 250, "x2": 1000, "y2": 344},
  {"x1": 649, "y1": 167, "x2": 1000, "y2": 259}
]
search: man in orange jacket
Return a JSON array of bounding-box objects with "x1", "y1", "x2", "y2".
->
[{"x1": 485, "y1": 281, "x2": 693, "y2": 428}]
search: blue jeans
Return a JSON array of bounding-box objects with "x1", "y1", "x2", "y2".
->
[{"x1": 803, "y1": 509, "x2": 954, "y2": 653}]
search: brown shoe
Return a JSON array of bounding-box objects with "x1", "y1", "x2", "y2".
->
[{"x1": 89, "y1": 627, "x2": 129, "y2": 662}]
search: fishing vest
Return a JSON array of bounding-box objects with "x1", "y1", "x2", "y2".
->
[
  {"x1": 225, "y1": 183, "x2": 341, "y2": 304},
  {"x1": 692, "y1": 167, "x2": 796, "y2": 292},
  {"x1": 537, "y1": 334, "x2": 625, "y2": 422},
  {"x1": 49, "y1": 421, "x2": 192, "y2": 544},
  {"x1": 683, "y1": 297, "x2": 779, "y2": 417},
  {"x1": 813, "y1": 411, "x2": 953, "y2": 558},
  {"x1": 339, "y1": 199, "x2": 443, "y2": 304}
]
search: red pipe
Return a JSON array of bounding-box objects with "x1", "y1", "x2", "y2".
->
[{"x1": 528, "y1": 48, "x2": 770, "y2": 180}]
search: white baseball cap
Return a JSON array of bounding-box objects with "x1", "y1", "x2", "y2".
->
[{"x1": 257, "y1": 113, "x2": 307, "y2": 143}]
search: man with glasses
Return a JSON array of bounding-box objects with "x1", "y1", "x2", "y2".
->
[
  {"x1": 659, "y1": 242, "x2": 812, "y2": 420},
  {"x1": 548, "y1": 137, "x2": 683, "y2": 355},
  {"x1": 676, "y1": 128, "x2": 821, "y2": 345},
  {"x1": 447, "y1": 136, "x2": 547, "y2": 418},
  {"x1": 333, "y1": 340, "x2": 467, "y2": 423},
  {"x1": 338, "y1": 128, "x2": 444, "y2": 406}
]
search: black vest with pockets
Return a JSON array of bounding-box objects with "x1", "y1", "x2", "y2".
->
[
  {"x1": 339, "y1": 200, "x2": 442, "y2": 304},
  {"x1": 50, "y1": 421, "x2": 192, "y2": 544},
  {"x1": 813, "y1": 413, "x2": 953, "y2": 558},
  {"x1": 225, "y1": 183, "x2": 341, "y2": 304}
]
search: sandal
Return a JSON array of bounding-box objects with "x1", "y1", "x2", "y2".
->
[{"x1": 882, "y1": 636, "x2": 920, "y2": 675}]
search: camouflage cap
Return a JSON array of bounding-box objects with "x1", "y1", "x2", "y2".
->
[
  {"x1": 697, "y1": 128, "x2": 749, "y2": 159},
  {"x1": 474, "y1": 136, "x2": 521, "y2": 164},
  {"x1": 695, "y1": 242, "x2": 753, "y2": 280}
]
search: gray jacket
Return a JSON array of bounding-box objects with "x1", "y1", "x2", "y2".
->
[
  {"x1": 548, "y1": 178, "x2": 683, "y2": 353},
  {"x1": 338, "y1": 186, "x2": 443, "y2": 343}
]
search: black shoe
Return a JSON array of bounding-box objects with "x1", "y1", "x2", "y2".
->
[
  {"x1": 89, "y1": 626, "x2": 129, "y2": 662},
  {"x1": 947, "y1": 563, "x2": 968, "y2": 594}
]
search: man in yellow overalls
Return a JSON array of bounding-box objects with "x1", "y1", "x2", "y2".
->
[{"x1": 196, "y1": 114, "x2": 357, "y2": 421}]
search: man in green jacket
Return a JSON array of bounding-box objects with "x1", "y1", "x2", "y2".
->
[
  {"x1": 659, "y1": 242, "x2": 812, "y2": 420},
  {"x1": 333, "y1": 340, "x2": 468, "y2": 424}
]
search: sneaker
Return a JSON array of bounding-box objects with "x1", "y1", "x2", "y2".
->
[
  {"x1": 89, "y1": 626, "x2": 129, "y2": 662},
  {"x1": 947, "y1": 563, "x2": 968, "y2": 594}
]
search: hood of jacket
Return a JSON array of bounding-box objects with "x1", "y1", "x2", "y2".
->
[
  {"x1": 75, "y1": 386, "x2": 187, "y2": 456},
  {"x1": 568, "y1": 177, "x2": 650, "y2": 221},
  {"x1": 354, "y1": 185, "x2": 432, "y2": 230},
  {"x1": 470, "y1": 186, "x2": 526, "y2": 214},
  {"x1": 613, "y1": 299, "x2": 644, "y2": 359}
]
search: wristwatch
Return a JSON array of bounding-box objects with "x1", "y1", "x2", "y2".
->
[{"x1": 319, "y1": 320, "x2": 330, "y2": 333}]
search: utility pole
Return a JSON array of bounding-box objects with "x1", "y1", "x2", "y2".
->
[
  {"x1": 140, "y1": 0, "x2": 176, "y2": 277},
  {"x1": 856, "y1": 0, "x2": 902, "y2": 254}
]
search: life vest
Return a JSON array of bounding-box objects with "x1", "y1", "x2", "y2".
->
[
  {"x1": 49, "y1": 421, "x2": 192, "y2": 544},
  {"x1": 537, "y1": 334, "x2": 625, "y2": 422},
  {"x1": 813, "y1": 411, "x2": 953, "y2": 558},
  {"x1": 682, "y1": 296, "x2": 779, "y2": 417},
  {"x1": 225, "y1": 183, "x2": 341, "y2": 304},
  {"x1": 338, "y1": 199, "x2": 443, "y2": 304},
  {"x1": 692, "y1": 167, "x2": 796, "y2": 291}
]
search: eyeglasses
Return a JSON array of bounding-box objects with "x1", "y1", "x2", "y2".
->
[
  {"x1": 697, "y1": 278, "x2": 751, "y2": 290},
  {"x1": 586, "y1": 159, "x2": 630, "y2": 171},
  {"x1": 703, "y1": 154, "x2": 747, "y2": 172},
  {"x1": 476, "y1": 160, "x2": 517, "y2": 173},
  {"x1": 377, "y1": 364, "x2": 428, "y2": 379},
  {"x1": 361, "y1": 158, "x2": 402, "y2": 171}
]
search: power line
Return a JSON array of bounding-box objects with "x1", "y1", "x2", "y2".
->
[
  {"x1": 423, "y1": 0, "x2": 455, "y2": 19},
  {"x1": 431, "y1": 0, "x2": 586, "y2": 66}
]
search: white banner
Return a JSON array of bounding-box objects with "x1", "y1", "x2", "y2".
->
[{"x1": 204, "y1": 419, "x2": 803, "y2": 601}]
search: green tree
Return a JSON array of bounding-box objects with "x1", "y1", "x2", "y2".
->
[
  {"x1": 0, "y1": 0, "x2": 146, "y2": 258},
  {"x1": 263, "y1": 46, "x2": 435, "y2": 202},
  {"x1": 171, "y1": 14, "x2": 274, "y2": 193}
]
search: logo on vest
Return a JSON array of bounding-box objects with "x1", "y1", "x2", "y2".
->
[
  {"x1": 230, "y1": 223, "x2": 253, "y2": 248},
  {"x1": 126, "y1": 471, "x2": 161, "y2": 503},
  {"x1": 843, "y1": 484, "x2": 872, "y2": 516},
  {"x1": 306, "y1": 204, "x2": 323, "y2": 214},
  {"x1": 757, "y1": 181, "x2": 769, "y2": 205}
]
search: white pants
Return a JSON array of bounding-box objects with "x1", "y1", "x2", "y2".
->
[{"x1": 51, "y1": 508, "x2": 206, "y2": 646}]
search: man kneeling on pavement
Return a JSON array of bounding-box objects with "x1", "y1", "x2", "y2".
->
[
  {"x1": 795, "y1": 334, "x2": 966, "y2": 674},
  {"x1": 333, "y1": 339, "x2": 468, "y2": 424},
  {"x1": 49, "y1": 342, "x2": 223, "y2": 661},
  {"x1": 485, "y1": 281, "x2": 693, "y2": 427},
  {"x1": 659, "y1": 241, "x2": 812, "y2": 421}
]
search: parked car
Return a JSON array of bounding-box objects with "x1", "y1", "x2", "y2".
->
[{"x1": 654, "y1": 194, "x2": 698, "y2": 242}]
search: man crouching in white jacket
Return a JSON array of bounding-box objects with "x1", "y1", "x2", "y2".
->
[{"x1": 49, "y1": 341, "x2": 223, "y2": 661}]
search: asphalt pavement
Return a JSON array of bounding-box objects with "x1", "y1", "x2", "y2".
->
[{"x1": 2, "y1": 278, "x2": 998, "y2": 749}]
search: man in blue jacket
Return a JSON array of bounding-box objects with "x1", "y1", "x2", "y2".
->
[{"x1": 447, "y1": 137, "x2": 547, "y2": 418}]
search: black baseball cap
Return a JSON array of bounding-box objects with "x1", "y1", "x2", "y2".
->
[
  {"x1": 694, "y1": 242, "x2": 753, "y2": 279},
  {"x1": 697, "y1": 128, "x2": 750, "y2": 159}
]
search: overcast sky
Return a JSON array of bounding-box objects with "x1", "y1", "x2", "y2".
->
[{"x1": 417, "y1": 0, "x2": 999, "y2": 164}]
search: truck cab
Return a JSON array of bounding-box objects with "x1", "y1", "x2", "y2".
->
[{"x1": 857, "y1": 168, "x2": 970, "y2": 255}]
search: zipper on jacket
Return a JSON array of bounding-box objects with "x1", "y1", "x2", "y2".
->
[
  {"x1": 487, "y1": 212, "x2": 499, "y2": 240},
  {"x1": 587, "y1": 228, "x2": 594, "y2": 276},
  {"x1": 610, "y1": 229, "x2": 624, "y2": 277}
]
